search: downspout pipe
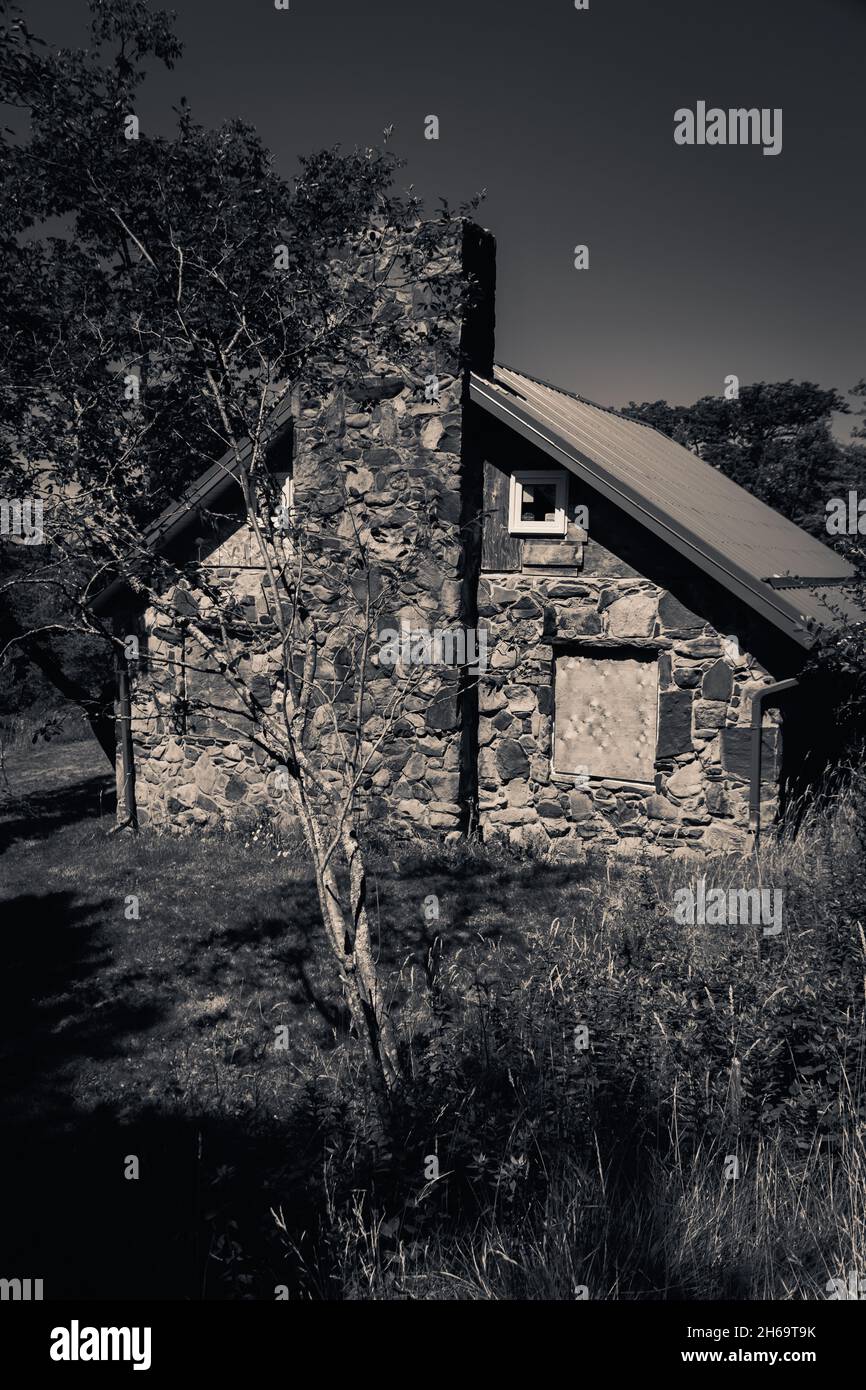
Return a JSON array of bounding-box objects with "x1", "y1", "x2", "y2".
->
[
  {"x1": 749, "y1": 678, "x2": 799, "y2": 851},
  {"x1": 112, "y1": 616, "x2": 138, "y2": 833}
]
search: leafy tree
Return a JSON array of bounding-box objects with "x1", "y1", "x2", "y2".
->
[
  {"x1": 0, "y1": 0, "x2": 479, "y2": 1109},
  {"x1": 623, "y1": 384, "x2": 866, "y2": 809},
  {"x1": 621, "y1": 381, "x2": 864, "y2": 537}
]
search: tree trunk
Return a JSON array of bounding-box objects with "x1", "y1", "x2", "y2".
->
[
  {"x1": 341, "y1": 822, "x2": 402, "y2": 1087},
  {"x1": 114, "y1": 652, "x2": 137, "y2": 829},
  {"x1": 290, "y1": 790, "x2": 399, "y2": 1127},
  {"x1": 0, "y1": 611, "x2": 117, "y2": 765}
]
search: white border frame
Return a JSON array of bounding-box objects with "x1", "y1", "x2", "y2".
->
[{"x1": 508, "y1": 468, "x2": 568, "y2": 536}]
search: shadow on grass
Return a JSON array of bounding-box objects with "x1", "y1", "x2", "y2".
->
[
  {"x1": 0, "y1": 874, "x2": 368, "y2": 1298},
  {"x1": 0, "y1": 770, "x2": 115, "y2": 854},
  {"x1": 0, "y1": 892, "x2": 167, "y2": 1116},
  {"x1": 364, "y1": 841, "x2": 597, "y2": 969},
  {"x1": 0, "y1": 767, "x2": 692, "y2": 1299},
  {"x1": 0, "y1": 889, "x2": 195, "y2": 1298},
  {"x1": 216, "y1": 913, "x2": 352, "y2": 1035}
]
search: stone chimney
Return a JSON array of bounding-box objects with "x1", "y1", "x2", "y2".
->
[{"x1": 291, "y1": 219, "x2": 496, "y2": 838}]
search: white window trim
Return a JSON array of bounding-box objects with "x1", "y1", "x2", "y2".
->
[{"x1": 508, "y1": 469, "x2": 568, "y2": 536}]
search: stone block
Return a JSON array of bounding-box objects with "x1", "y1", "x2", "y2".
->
[
  {"x1": 495, "y1": 739, "x2": 530, "y2": 782},
  {"x1": 502, "y1": 684, "x2": 535, "y2": 716},
  {"x1": 666, "y1": 762, "x2": 703, "y2": 799},
  {"x1": 719, "y1": 726, "x2": 752, "y2": 780},
  {"x1": 425, "y1": 683, "x2": 460, "y2": 732},
  {"x1": 427, "y1": 770, "x2": 460, "y2": 800},
  {"x1": 490, "y1": 806, "x2": 536, "y2": 825},
  {"x1": 700, "y1": 821, "x2": 751, "y2": 854},
  {"x1": 506, "y1": 779, "x2": 532, "y2": 807},
  {"x1": 545, "y1": 581, "x2": 590, "y2": 598},
  {"x1": 523, "y1": 541, "x2": 584, "y2": 569},
  {"x1": 567, "y1": 790, "x2": 594, "y2": 819},
  {"x1": 656, "y1": 690, "x2": 693, "y2": 758},
  {"x1": 508, "y1": 823, "x2": 549, "y2": 854},
  {"x1": 605, "y1": 592, "x2": 657, "y2": 638},
  {"x1": 693, "y1": 700, "x2": 726, "y2": 730},
  {"x1": 673, "y1": 664, "x2": 701, "y2": 689},
  {"x1": 478, "y1": 747, "x2": 498, "y2": 782},
  {"x1": 479, "y1": 682, "x2": 507, "y2": 713},
  {"x1": 702, "y1": 659, "x2": 734, "y2": 702},
  {"x1": 658, "y1": 593, "x2": 703, "y2": 633},
  {"x1": 224, "y1": 775, "x2": 248, "y2": 803},
  {"x1": 192, "y1": 755, "x2": 220, "y2": 796},
  {"x1": 706, "y1": 783, "x2": 734, "y2": 816},
  {"x1": 720, "y1": 726, "x2": 780, "y2": 782},
  {"x1": 402, "y1": 753, "x2": 427, "y2": 781},
  {"x1": 545, "y1": 607, "x2": 602, "y2": 638}
]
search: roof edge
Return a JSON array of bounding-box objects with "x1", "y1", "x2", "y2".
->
[{"x1": 470, "y1": 371, "x2": 831, "y2": 650}]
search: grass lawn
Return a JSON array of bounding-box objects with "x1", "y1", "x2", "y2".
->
[
  {"x1": 1, "y1": 739, "x2": 863, "y2": 1301},
  {"x1": 0, "y1": 738, "x2": 589, "y2": 1297}
]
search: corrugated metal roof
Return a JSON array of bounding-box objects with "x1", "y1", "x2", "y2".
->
[
  {"x1": 471, "y1": 364, "x2": 862, "y2": 648},
  {"x1": 767, "y1": 582, "x2": 866, "y2": 632}
]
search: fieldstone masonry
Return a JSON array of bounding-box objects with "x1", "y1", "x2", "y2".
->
[
  {"x1": 475, "y1": 573, "x2": 781, "y2": 859},
  {"x1": 126, "y1": 220, "x2": 493, "y2": 841},
  {"x1": 120, "y1": 219, "x2": 789, "y2": 858}
]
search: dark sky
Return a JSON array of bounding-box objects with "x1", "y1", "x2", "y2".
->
[{"x1": 22, "y1": 0, "x2": 866, "y2": 434}]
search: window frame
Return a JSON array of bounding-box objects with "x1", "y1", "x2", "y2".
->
[{"x1": 507, "y1": 468, "x2": 569, "y2": 537}]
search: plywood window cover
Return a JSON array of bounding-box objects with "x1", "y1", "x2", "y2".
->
[
  {"x1": 553, "y1": 647, "x2": 660, "y2": 785},
  {"x1": 508, "y1": 468, "x2": 568, "y2": 536}
]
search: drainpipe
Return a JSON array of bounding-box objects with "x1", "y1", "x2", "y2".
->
[
  {"x1": 749, "y1": 678, "x2": 798, "y2": 850},
  {"x1": 113, "y1": 619, "x2": 138, "y2": 833}
]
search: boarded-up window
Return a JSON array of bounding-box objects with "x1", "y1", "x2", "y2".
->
[{"x1": 554, "y1": 651, "x2": 659, "y2": 783}]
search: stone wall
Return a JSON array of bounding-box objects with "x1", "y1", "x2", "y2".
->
[
  {"x1": 476, "y1": 575, "x2": 782, "y2": 859},
  {"x1": 473, "y1": 441, "x2": 791, "y2": 860},
  {"x1": 125, "y1": 220, "x2": 496, "y2": 838},
  {"x1": 120, "y1": 220, "x2": 798, "y2": 858}
]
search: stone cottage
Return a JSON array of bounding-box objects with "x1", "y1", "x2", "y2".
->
[{"x1": 95, "y1": 220, "x2": 860, "y2": 858}]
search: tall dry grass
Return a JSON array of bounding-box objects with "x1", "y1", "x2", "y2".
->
[{"x1": 256, "y1": 781, "x2": 866, "y2": 1300}]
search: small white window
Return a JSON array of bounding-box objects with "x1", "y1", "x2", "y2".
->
[{"x1": 508, "y1": 469, "x2": 568, "y2": 536}]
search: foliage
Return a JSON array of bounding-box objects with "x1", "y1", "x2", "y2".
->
[
  {"x1": 622, "y1": 380, "x2": 864, "y2": 536},
  {"x1": 3, "y1": 740, "x2": 863, "y2": 1299},
  {"x1": 0, "y1": 0, "x2": 488, "y2": 1103}
]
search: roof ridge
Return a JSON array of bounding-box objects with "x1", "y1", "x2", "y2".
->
[{"x1": 493, "y1": 361, "x2": 673, "y2": 441}]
